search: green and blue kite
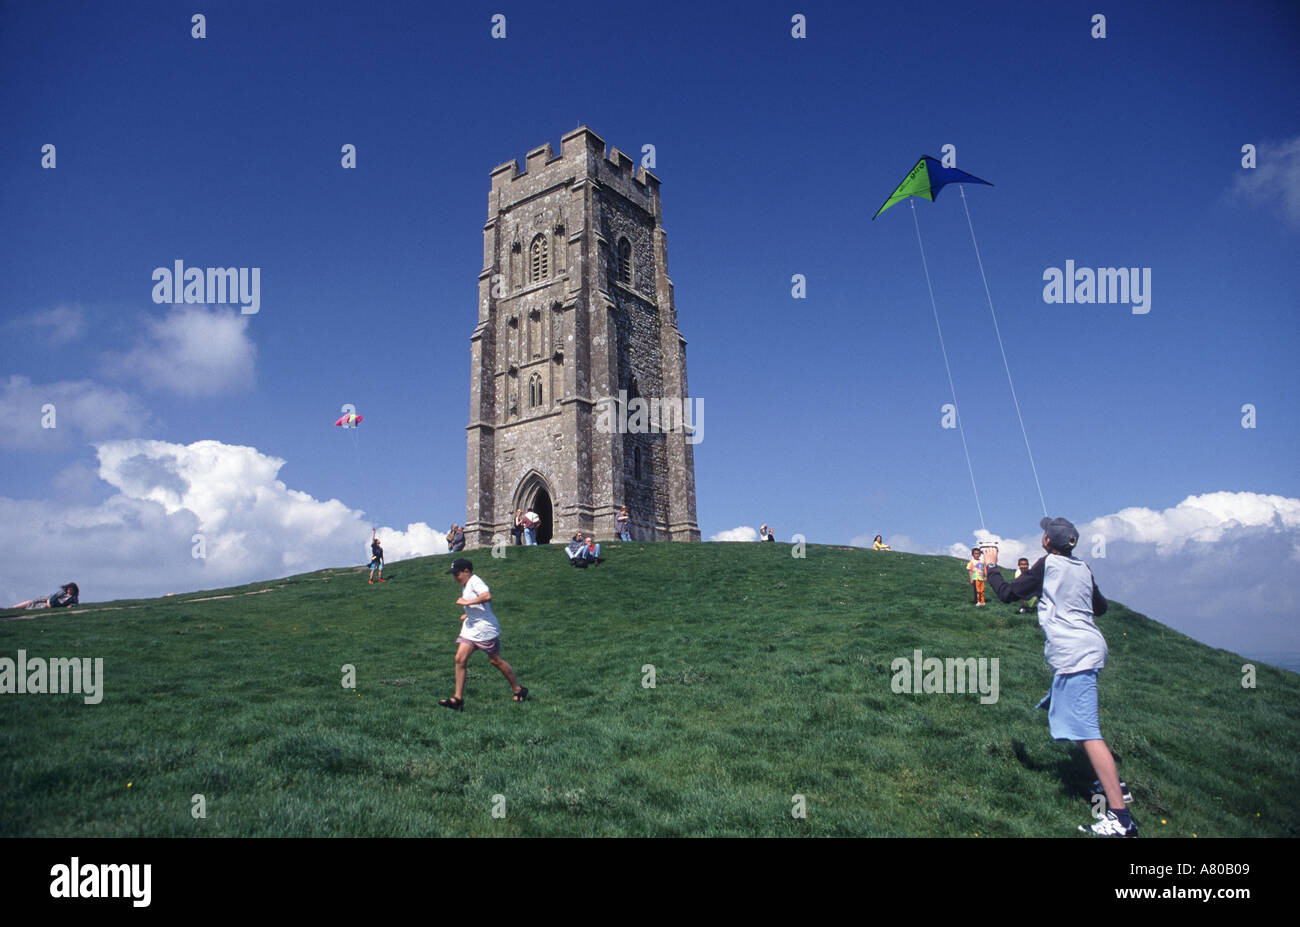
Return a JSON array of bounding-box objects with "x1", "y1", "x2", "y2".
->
[{"x1": 873, "y1": 156, "x2": 993, "y2": 220}]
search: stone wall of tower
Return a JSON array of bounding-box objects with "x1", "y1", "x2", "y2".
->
[{"x1": 465, "y1": 127, "x2": 700, "y2": 547}]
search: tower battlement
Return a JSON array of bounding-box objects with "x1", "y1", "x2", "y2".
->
[{"x1": 488, "y1": 126, "x2": 661, "y2": 209}]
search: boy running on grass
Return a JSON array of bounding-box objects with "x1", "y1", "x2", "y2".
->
[
  {"x1": 986, "y1": 517, "x2": 1135, "y2": 836},
  {"x1": 438, "y1": 558, "x2": 527, "y2": 710}
]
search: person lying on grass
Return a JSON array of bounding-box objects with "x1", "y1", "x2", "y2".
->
[
  {"x1": 12, "y1": 582, "x2": 79, "y2": 609},
  {"x1": 439, "y1": 558, "x2": 526, "y2": 711},
  {"x1": 986, "y1": 517, "x2": 1135, "y2": 837}
]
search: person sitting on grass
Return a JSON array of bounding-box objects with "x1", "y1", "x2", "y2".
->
[
  {"x1": 986, "y1": 516, "x2": 1134, "y2": 837},
  {"x1": 566, "y1": 532, "x2": 587, "y2": 566},
  {"x1": 580, "y1": 535, "x2": 601, "y2": 566},
  {"x1": 873, "y1": 534, "x2": 891, "y2": 550},
  {"x1": 12, "y1": 582, "x2": 79, "y2": 610},
  {"x1": 438, "y1": 558, "x2": 526, "y2": 710}
]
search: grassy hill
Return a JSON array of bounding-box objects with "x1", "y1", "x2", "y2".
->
[{"x1": 2, "y1": 542, "x2": 1297, "y2": 837}]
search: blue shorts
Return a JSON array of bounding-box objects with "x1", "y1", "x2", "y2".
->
[
  {"x1": 369, "y1": 557, "x2": 383, "y2": 568},
  {"x1": 1036, "y1": 669, "x2": 1102, "y2": 741}
]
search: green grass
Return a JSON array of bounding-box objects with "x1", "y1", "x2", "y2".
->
[{"x1": 2, "y1": 542, "x2": 1297, "y2": 836}]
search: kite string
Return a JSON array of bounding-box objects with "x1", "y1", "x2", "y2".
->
[
  {"x1": 349, "y1": 426, "x2": 374, "y2": 532},
  {"x1": 958, "y1": 186, "x2": 1048, "y2": 517},
  {"x1": 911, "y1": 199, "x2": 987, "y2": 532}
]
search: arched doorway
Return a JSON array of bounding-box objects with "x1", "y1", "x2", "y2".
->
[
  {"x1": 515, "y1": 472, "x2": 555, "y2": 545},
  {"x1": 532, "y1": 489, "x2": 553, "y2": 545}
]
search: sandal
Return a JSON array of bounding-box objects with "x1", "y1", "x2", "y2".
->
[
  {"x1": 512, "y1": 686, "x2": 529, "y2": 703},
  {"x1": 438, "y1": 697, "x2": 464, "y2": 711}
]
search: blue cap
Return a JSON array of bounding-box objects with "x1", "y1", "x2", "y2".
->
[{"x1": 1039, "y1": 517, "x2": 1079, "y2": 551}]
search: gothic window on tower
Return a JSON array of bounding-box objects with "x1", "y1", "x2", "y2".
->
[
  {"x1": 529, "y1": 372, "x2": 542, "y2": 408},
  {"x1": 617, "y1": 237, "x2": 632, "y2": 286},
  {"x1": 529, "y1": 307, "x2": 542, "y2": 359},
  {"x1": 529, "y1": 234, "x2": 549, "y2": 283},
  {"x1": 633, "y1": 445, "x2": 642, "y2": 481}
]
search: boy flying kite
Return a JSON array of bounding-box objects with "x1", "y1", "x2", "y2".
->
[{"x1": 987, "y1": 517, "x2": 1136, "y2": 837}]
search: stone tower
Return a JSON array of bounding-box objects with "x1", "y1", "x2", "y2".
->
[{"x1": 465, "y1": 127, "x2": 700, "y2": 547}]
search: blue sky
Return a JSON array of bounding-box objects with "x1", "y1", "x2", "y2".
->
[{"x1": 2, "y1": 1, "x2": 1297, "y2": 664}]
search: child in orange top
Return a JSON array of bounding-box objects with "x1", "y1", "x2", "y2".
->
[{"x1": 967, "y1": 548, "x2": 987, "y2": 605}]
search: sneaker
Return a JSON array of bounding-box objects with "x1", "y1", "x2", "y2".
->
[
  {"x1": 377, "y1": 578, "x2": 386, "y2": 583},
  {"x1": 1079, "y1": 810, "x2": 1138, "y2": 837},
  {"x1": 1018, "y1": 606, "x2": 1027, "y2": 614},
  {"x1": 1089, "y1": 779, "x2": 1134, "y2": 804},
  {"x1": 368, "y1": 579, "x2": 374, "y2": 585}
]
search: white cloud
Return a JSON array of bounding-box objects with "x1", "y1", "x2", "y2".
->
[
  {"x1": 373, "y1": 523, "x2": 450, "y2": 562},
  {"x1": 0, "y1": 439, "x2": 447, "y2": 605},
  {"x1": 0, "y1": 375, "x2": 153, "y2": 450},
  {"x1": 6, "y1": 304, "x2": 86, "y2": 345},
  {"x1": 941, "y1": 493, "x2": 1300, "y2": 655},
  {"x1": 710, "y1": 526, "x2": 759, "y2": 542},
  {"x1": 49, "y1": 461, "x2": 105, "y2": 502},
  {"x1": 104, "y1": 306, "x2": 255, "y2": 396},
  {"x1": 942, "y1": 528, "x2": 1024, "y2": 563},
  {"x1": 1231, "y1": 136, "x2": 1300, "y2": 227}
]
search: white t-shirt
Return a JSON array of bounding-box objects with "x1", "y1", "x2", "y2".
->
[{"x1": 458, "y1": 574, "x2": 501, "y2": 642}]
